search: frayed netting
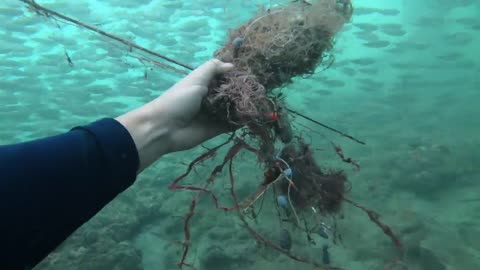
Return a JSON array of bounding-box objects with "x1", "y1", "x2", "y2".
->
[
  {"x1": 202, "y1": 1, "x2": 355, "y2": 157},
  {"x1": 169, "y1": 1, "x2": 402, "y2": 269},
  {"x1": 201, "y1": 0, "x2": 355, "y2": 160}
]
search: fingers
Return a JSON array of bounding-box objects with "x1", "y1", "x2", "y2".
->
[
  {"x1": 182, "y1": 59, "x2": 234, "y2": 87},
  {"x1": 169, "y1": 121, "x2": 235, "y2": 152}
]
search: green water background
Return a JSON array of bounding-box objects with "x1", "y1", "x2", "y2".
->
[{"x1": 1, "y1": 0, "x2": 479, "y2": 269}]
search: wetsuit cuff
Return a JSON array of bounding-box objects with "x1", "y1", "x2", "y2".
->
[{"x1": 73, "y1": 118, "x2": 140, "y2": 191}]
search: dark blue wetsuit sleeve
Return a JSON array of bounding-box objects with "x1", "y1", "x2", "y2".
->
[{"x1": 0, "y1": 118, "x2": 139, "y2": 270}]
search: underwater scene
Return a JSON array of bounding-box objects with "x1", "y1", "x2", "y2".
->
[{"x1": 1, "y1": 0, "x2": 479, "y2": 269}]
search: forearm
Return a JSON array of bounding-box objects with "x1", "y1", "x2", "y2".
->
[
  {"x1": 0, "y1": 118, "x2": 139, "y2": 269},
  {"x1": 115, "y1": 100, "x2": 173, "y2": 172}
]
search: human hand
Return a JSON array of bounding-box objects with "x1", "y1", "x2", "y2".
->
[
  {"x1": 150, "y1": 59, "x2": 234, "y2": 152},
  {"x1": 117, "y1": 59, "x2": 234, "y2": 172}
]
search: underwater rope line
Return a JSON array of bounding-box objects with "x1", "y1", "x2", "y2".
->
[
  {"x1": 20, "y1": 0, "x2": 365, "y2": 145},
  {"x1": 287, "y1": 109, "x2": 365, "y2": 145},
  {"x1": 20, "y1": 0, "x2": 194, "y2": 72}
]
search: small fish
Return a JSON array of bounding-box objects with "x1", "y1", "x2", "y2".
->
[
  {"x1": 354, "y1": 31, "x2": 380, "y2": 42},
  {"x1": 322, "y1": 79, "x2": 345, "y2": 88},
  {"x1": 316, "y1": 89, "x2": 333, "y2": 96},
  {"x1": 279, "y1": 229, "x2": 292, "y2": 251},
  {"x1": 380, "y1": 24, "x2": 406, "y2": 37},
  {"x1": 455, "y1": 17, "x2": 478, "y2": 27},
  {"x1": 322, "y1": 245, "x2": 330, "y2": 265},
  {"x1": 354, "y1": 7, "x2": 378, "y2": 16},
  {"x1": 351, "y1": 57, "x2": 375, "y2": 66},
  {"x1": 363, "y1": 40, "x2": 390, "y2": 48},
  {"x1": 358, "y1": 67, "x2": 378, "y2": 75},
  {"x1": 64, "y1": 50, "x2": 74, "y2": 67},
  {"x1": 378, "y1": 9, "x2": 400, "y2": 16},
  {"x1": 445, "y1": 32, "x2": 473, "y2": 46},
  {"x1": 354, "y1": 22, "x2": 378, "y2": 32}
]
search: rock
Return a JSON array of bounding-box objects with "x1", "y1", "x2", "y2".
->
[{"x1": 200, "y1": 242, "x2": 255, "y2": 270}]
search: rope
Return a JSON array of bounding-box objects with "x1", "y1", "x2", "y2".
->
[{"x1": 20, "y1": 0, "x2": 194, "y2": 72}]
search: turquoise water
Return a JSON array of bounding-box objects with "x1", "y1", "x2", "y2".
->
[{"x1": 1, "y1": 0, "x2": 479, "y2": 269}]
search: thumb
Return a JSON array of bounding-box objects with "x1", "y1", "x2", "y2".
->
[{"x1": 181, "y1": 59, "x2": 234, "y2": 87}]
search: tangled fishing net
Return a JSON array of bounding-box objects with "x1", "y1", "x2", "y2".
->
[
  {"x1": 205, "y1": 0, "x2": 350, "y2": 137},
  {"x1": 169, "y1": 1, "x2": 401, "y2": 269},
  {"x1": 22, "y1": 0, "x2": 402, "y2": 269}
]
